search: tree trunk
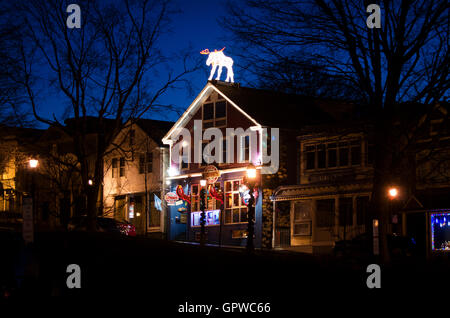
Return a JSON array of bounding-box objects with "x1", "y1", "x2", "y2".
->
[{"x1": 371, "y1": 111, "x2": 394, "y2": 264}]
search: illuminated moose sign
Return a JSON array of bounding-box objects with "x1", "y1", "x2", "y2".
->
[{"x1": 200, "y1": 47, "x2": 234, "y2": 83}]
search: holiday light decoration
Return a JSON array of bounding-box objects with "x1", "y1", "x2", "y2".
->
[
  {"x1": 209, "y1": 184, "x2": 223, "y2": 205},
  {"x1": 200, "y1": 47, "x2": 234, "y2": 82},
  {"x1": 431, "y1": 212, "x2": 450, "y2": 251},
  {"x1": 239, "y1": 184, "x2": 259, "y2": 206},
  {"x1": 176, "y1": 185, "x2": 191, "y2": 205}
]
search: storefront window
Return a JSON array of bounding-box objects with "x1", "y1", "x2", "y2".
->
[
  {"x1": 224, "y1": 179, "x2": 247, "y2": 224},
  {"x1": 431, "y1": 212, "x2": 450, "y2": 251},
  {"x1": 190, "y1": 183, "x2": 221, "y2": 226},
  {"x1": 191, "y1": 210, "x2": 220, "y2": 227}
]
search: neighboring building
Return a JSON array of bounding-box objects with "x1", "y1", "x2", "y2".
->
[
  {"x1": 103, "y1": 119, "x2": 172, "y2": 236},
  {"x1": 271, "y1": 121, "x2": 374, "y2": 253},
  {"x1": 32, "y1": 117, "x2": 118, "y2": 229},
  {"x1": 401, "y1": 103, "x2": 450, "y2": 256},
  {"x1": 162, "y1": 80, "x2": 334, "y2": 247},
  {"x1": 0, "y1": 126, "x2": 44, "y2": 228},
  {"x1": 272, "y1": 102, "x2": 450, "y2": 256}
]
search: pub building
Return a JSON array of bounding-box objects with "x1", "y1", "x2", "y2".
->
[{"x1": 161, "y1": 80, "x2": 333, "y2": 247}]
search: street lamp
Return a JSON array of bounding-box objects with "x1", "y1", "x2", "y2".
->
[
  {"x1": 388, "y1": 186, "x2": 399, "y2": 235},
  {"x1": 199, "y1": 178, "x2": 207, "y2": 246},
  {"x1": 388, "y1": 187, "x2": 398, "y2": 199},
  {"x1": 28, "y1": 158, "x2": 39, "y2": 234},
  {"x1": 29, "y1": 159, "x2": 38, "y2": 168},
  {"x1": 245, "y1": 164, "x2": 257, "y2": 253}
]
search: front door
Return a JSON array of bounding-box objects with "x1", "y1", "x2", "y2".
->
[{"x1": 274, "y1": 201, "x2": 291, "y2": 247}]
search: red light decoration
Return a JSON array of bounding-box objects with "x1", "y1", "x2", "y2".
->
[
  {"x1": 176, "y1": 185, "x2": 191, "y2": 205},
  {"x1": 209, "y1": 184, "x2": 224, "y2": 205}
]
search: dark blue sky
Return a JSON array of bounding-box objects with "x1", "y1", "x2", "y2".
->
[
  {"x1": 155, "y1": 0, "x2": 233, "y2": 122},
  {"x1": 38, "y1": 0, "x2": 236, "y2": 125}
]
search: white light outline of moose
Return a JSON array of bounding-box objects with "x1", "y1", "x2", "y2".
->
[{"x1": 200, "y1": 47, "x2": 234, "y2": 83}]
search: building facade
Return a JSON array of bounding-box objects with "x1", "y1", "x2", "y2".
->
[
  {"x1": 162, "y1": 81, "x2": 331, "y2": 247},
  {"x1": 103, "y1": 119, "x2": 172, "y2": 236}
]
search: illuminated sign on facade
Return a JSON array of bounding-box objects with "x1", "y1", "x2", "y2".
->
[{"x1": 431, "y1": 212, "x2": 450, "y2": 251}]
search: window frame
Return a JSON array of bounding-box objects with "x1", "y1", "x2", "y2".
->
[
  {"x1": 304, "y1": 139, "x2": 363, "y2": 171},
  {"x1": 202, "y1": 99, "x2": 227, "y2": 130},
  {"x1": 224, "y1": 179, "x2": 248, "y2": 225}
]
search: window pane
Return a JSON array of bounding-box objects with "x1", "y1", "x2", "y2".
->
[
  {"x1": 192, "y1": 212, "x2": 200, "y2": 226},
  {"x1": 339, "y1": 197, "x2": 353, "y2": 226},
  {"x1": 318, "y1": 148, "x2": 326, "y2": 168},
  {"x1": 233, "y1": 180, "x2": 240, "y2": 192},
  {"x1": 192, "y1": 185, "x2": 199, "y2": 196},
  {"x1": 225, "y1": 210, "x2": 232, "y2": 224},
  {"x1": 328, "y1": 149, "x2": 337, "y2": 167},
  {"x1": 225, "y1": 181, "x2": 232, "y2": 192},
  {"x1": 203, "y1": 103, "x2": 214, "y2": 120},
  {"x1": 339, "y1": 148, "x2": 348, "y2": 166},
  {"x1": 351, "y1": 146, "x2": 361, "y2": 165},
  {"x1": 232, "y1": 209, "x2": 240, "y2": 223},
  {"x1": 240, "y1": 208, "x2": 248, "y2": 222},
  {"x1": 215, "y1": 119, "x2": 226, "y2": 127},
  {"x1": 306, "y1": 152, "x2": 315, "y2": 170},
  {"x1": 294, "y1": 201, "x2": 311, "y2": 220},
  {"x1": 215, "y1": 101, "x2": 226, "y2": 118},
  {"x1": 225, "y1": 193, "x2": 233, "y2": 208},
  {"x1": 203, "y1": 121, "x2": 214, "y2": 129},
  {"x1": 233, "y1": 193, "x2": 240, "y2": 207},
  {"x1": 112, "y1": 158, "x2": 118, "y2": 168}
]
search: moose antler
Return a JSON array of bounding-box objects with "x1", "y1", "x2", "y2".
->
[{"x1": 200, "y1": 49, "x2": 210, "y2": 55}]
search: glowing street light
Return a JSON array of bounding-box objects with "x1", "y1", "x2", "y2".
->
[
  {"x1": 246, "y1": 164, "x2": 256, "y2": 179},
  {"x1": 88, "y1": 179, "x2": 93, "y2": 186},
  {"x1": 29, "y1": 159, "x2": 39, "y2": 168},
  {"x1": 388, "y1": 187, "x2": 398, "y2": 199},
  {"x1": 167, "y1": 166, "x2": 178, "y2": 177}
]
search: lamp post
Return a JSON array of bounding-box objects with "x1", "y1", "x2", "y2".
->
[
  {"x1": 199, "y1": 178, "x2": 207, "y2": 246},
  {"x1": 28, "y1": 159, "x2": 38, "y2": 232},
  {"x1": 245, "y1": 164, "x2": 257, "y2": 253},
  {"x1": 388, "y1": 187, "x2": 399, "y2": 234}
]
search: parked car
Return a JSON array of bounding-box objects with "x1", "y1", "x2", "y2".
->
[
  {"x1": 333, "y1": 233, "x2": 417, "y2": 257},
  {"x1": 67, "y1": 216, "x2": 136, "y2": 236}
]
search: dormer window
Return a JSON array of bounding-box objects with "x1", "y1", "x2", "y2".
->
[{"x1": 202, "y1": 100, "x2": 227, "y2": 129}]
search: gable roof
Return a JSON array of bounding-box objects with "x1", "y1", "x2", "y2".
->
[
  {"x1": 135, "y1": 119, "x2": 174, "y2": 146},
  {"x1": 212, "y1": 81, "x2": 349, "y2": 129},
  {"x1": 163, "y1": 81, "x2": 356, "y2": 143}
]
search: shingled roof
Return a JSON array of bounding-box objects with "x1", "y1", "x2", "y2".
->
[
  {"x1": 163, "y1": 81, "x2": 359, "y2": 142},
  {"x1": 135, "y1": 119, "x2": 174, "y2": 146},
  {"x1": 211, "y1": 81, "x2": 355, "y2": 129}
]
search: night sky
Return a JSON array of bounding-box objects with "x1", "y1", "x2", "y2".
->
[{"x1": 37, "y1": 0, "x2": 236, "y2": 126}]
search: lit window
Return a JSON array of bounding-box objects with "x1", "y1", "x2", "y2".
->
[
  {"x1": 139, "y1": 152, "x2": 153, "y2": 174},
  {"x1": 112, "y1": 158, "x2": 118, "y2": 178},
  {"x1": 119, "y1": 157, "x2": 125, "y2": 177},
  {"x1": 224, "y1": 179, "x2": 247, "y2": 224}
]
